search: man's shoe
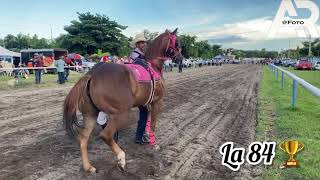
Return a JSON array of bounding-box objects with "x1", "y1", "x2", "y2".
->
[
  {"x1": 142, "y1": 134, "x2": 150, "y2": 143},
  {"x1": 135, "y1": 139, "x2": 149, "y2": 145},
  {"x1": 135, "y1": 139, "x2": 146, "y2": 145}
]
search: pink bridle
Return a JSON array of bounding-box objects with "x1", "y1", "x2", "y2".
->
[{"x1": 157, "y1": 32, "x2": 180, "y2": 61}]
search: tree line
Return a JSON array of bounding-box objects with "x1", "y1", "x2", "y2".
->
[{"x1": 0, "y1": 12, "x2": 315, "y2": 59}]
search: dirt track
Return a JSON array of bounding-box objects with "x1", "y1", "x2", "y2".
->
[{"x1": 0, "y1": 65, "x2": 262, "y2": 180}]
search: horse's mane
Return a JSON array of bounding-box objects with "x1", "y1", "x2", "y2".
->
[{"x1": 145, "y1": 31, "x2": 169, "y2": 61}]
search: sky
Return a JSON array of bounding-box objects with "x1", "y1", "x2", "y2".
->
[{"x1": 1, "y1": 0, "x2": 320, "y2": 50}]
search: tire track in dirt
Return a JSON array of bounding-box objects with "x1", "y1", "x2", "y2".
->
[
  {"x1": 160, "y1": 66, "x2": 260, "y2": 180},
  {"x1": 186, "y1": 66, "x2": 261, "y2": 180}
]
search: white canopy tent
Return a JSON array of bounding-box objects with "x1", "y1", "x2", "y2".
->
[{"x1": 0, "y1": 46, "x2": 21, "y2": 64}]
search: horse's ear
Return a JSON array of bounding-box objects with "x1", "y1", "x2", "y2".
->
[{"x1": 172, "y1": 28, "x2": 178, "y2": 35}]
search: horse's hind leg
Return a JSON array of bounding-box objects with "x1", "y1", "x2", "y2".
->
[
  {"x1": 79, "y1": 114, "x2": 97, "y2": 173},
  {"x1": 100, "y1": 112, "x2": 129, "y2": 170}
]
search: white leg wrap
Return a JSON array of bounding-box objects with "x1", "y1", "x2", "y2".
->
[{"x1": 117, "y1": 150, "x2": 126, "y2": 168}]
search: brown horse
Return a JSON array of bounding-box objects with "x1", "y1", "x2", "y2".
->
[{"x1": 63, "y1": 28, "x2": 182, "y2": 173}]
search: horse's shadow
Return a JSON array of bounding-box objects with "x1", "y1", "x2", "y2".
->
[
  {"x1": 75, "y1": 126, "x2": 162, "y2": 180},
  {"x1": 93, "y1": 166, "x2": 142, "y2": 180}
]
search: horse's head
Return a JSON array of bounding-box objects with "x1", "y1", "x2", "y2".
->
[
  {"x1": 145, "y1": 28, "x2": 182, "y2": 65},
  {"x1": 144, "y1": 28, "x2": 183, "y2": 73},
  {"x1": 164, "y1": 28, "x2": 182, "y2": 62}
]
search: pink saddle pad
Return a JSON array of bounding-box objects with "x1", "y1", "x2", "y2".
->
[{"x1": 125, "y1": 64, "x2": 160, "y2": 82}]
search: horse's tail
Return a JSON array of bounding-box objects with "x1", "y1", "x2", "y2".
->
[{"x1": 63, "y1": 74, "x2": 92, "y2": 140}]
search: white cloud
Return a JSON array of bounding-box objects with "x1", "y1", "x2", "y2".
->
[
  {"x1": 123, "y1": 15, "x2": 216, "y2": 37},
  {"x1": 194, "y1": 17, "x2": 320, "y2": 42}
]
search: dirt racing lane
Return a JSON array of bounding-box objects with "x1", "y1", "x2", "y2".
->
[{"x1": 0, "y1": 64, "x2": 261, "y2": 180}]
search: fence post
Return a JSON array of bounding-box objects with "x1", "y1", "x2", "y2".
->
[
  {"x1": 276, "y1": 69, "x2": 279, "y2": 80},
  {"x1": 281, "y1": 71, "x2": 284, "y2": 89},
  {"x1": 292, "y1": 80, "x2": 297, "y2": 109}
]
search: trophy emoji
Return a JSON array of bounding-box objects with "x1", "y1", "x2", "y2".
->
[{"x1": 279, "y1": 140, "x2": 304, "y2": 167}]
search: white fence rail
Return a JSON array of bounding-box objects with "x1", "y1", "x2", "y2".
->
[
  {"x1": 0, "y1": 65, "x2": 85, "y2": 70},
  {"x1": 268, "y1": 64, "x2": 320, "y2": 108}
]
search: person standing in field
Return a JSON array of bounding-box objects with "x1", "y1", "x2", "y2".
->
[
  {"x1": 178, "y1": 58, "x2": 183, "y2": 73},
  {"x1": 55, "y1": 56, "x2": 66, "y2": 84},
  {"x1": 13, "y1": 58, "x2": 20, "y2": 79},
  {"x1": 34, "y1": 53, "x2": 43, "y2": 84},
  {"x1": 65, "y1": 57, "x2": 74, "y2": 81}
]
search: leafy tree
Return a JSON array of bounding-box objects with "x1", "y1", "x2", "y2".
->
[
  {"x1": 233, "y1": 49, "x2": 245, "y2": 59},
  {"x1": 178, "y1": 34, "x2": 197, "y2": 58},
  {"x1": 144, "y1": 30, "x2": 159, "y2": 42},
  {"x1": 0, "y1": 38, "x2": 4, "y2": 47},
  {"x1": 4, "y1": 34, "x2": 19, "y2": 50},
  {"x1": 195, "y1": 40, "x2": 212, "y2": 59},
  {"x1": 178, "y1": 34, "x2": 223, "y2": 59},
  {"x1": 212, "y1": 45, "x2": 223, "y2": 57},
  {"x1": 29, "y1": 35, "x2": 50, "y2": 49},
  {"x1": 118, "y1": 36, "x2": 131, "y2": 56},
  {"x1": 57, "y1": 12, "x2": 128, "y2": 55},
  {"x1": 3, "y1": 33, "x2": 53, "y2": 51},
  {"x1": 15, "y1": 33, "x2": 29, "y2": 50},
  {"x1": 232, "y1": 49, "x2": 278, "y2": 59}
]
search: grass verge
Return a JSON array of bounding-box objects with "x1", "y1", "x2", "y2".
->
[
  {"x1": 0, "y1": 71, "x2": 82, "y2": 90},
  {"x1": 256, "y1": 66, "x2": 320, "y2": 180}
]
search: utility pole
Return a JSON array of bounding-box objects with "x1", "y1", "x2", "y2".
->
[
  {"x1": 50, "y1": 27, "x2": 53, "y2": 42},
  {"x1": 288, "y1": 40, "x2": 291, "y2": 58},
  {"x1": 308, "y1": 35, "x2": 312, "y2": 57}
]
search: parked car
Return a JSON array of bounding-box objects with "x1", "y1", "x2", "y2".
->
[
  {"x1": 204, "y1": 59, "x2": 210, "y2": 66},
  {"x1": 283, "y1": 59, "x2": 296, "y2": 67},
  {"x1": 183, "y1": 59, "x2": 193, "y2": 68},
  {"x1": 313, "y1": 61, "x2": 320, "y2": 70},
  {"x1": 232, "y1": 59, "x2": 241, "y2": 64},
  {"x1": 295, "y1": 59, "x2": 313, "y2": 70},
  {"x1": 196, "y1": 60, "x2": 204, "y2": 67},
  {"x1": 273, "y1": 59, "x2": 283, "y2": 66},
  {"x1": 82, "y1": 59, "x2": 96, "y2": 71},
  {"x1": 213, "y1": 59, "x2": 223, "y2": 66}
]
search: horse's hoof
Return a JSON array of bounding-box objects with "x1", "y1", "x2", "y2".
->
[
  {"x1": 117, "y1": 163, "x2": 126, "y2": 172},
  {"x1": 116, "y1": 151, "x2": 126, "y2": 172},
  {"x1": 87, "y1": 166, "x2": 97, "y2": 173}
]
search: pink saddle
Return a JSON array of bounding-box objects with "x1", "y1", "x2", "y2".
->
[{"x1": 125, "y1": 63, "x2": 160, "y2": 82}]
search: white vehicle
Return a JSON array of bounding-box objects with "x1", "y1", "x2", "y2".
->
[
  {"x1": 197, "y1": 59, "x2": 205, "y2": 67},
  {"x1": 313, "y1": 61, "x2": 320, "y2": 70},
  {"x1": 233, "y1": 59, "x2": 241, "y2": 64},
  {"x1": 82, "y1": 59, "x2": 96, "y2": 71},
  {"x1": 183, "y1": 59, "x2": 192, "y2": 68}
]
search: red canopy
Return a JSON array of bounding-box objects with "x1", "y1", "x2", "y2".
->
[{"x1": 68, "y1": 53, "x2": 81, "y2": 60}]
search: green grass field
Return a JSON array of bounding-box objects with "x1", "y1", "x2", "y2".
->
[
  {"x1": 0, "y1": 71, "x2": 82, "y2": 90},
  {"x1": 284, "y1": 67, "x2": 320, "y2": 88},
  {"x1": 257, "y1": 66, "x2": 320, "y2": 180}
]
